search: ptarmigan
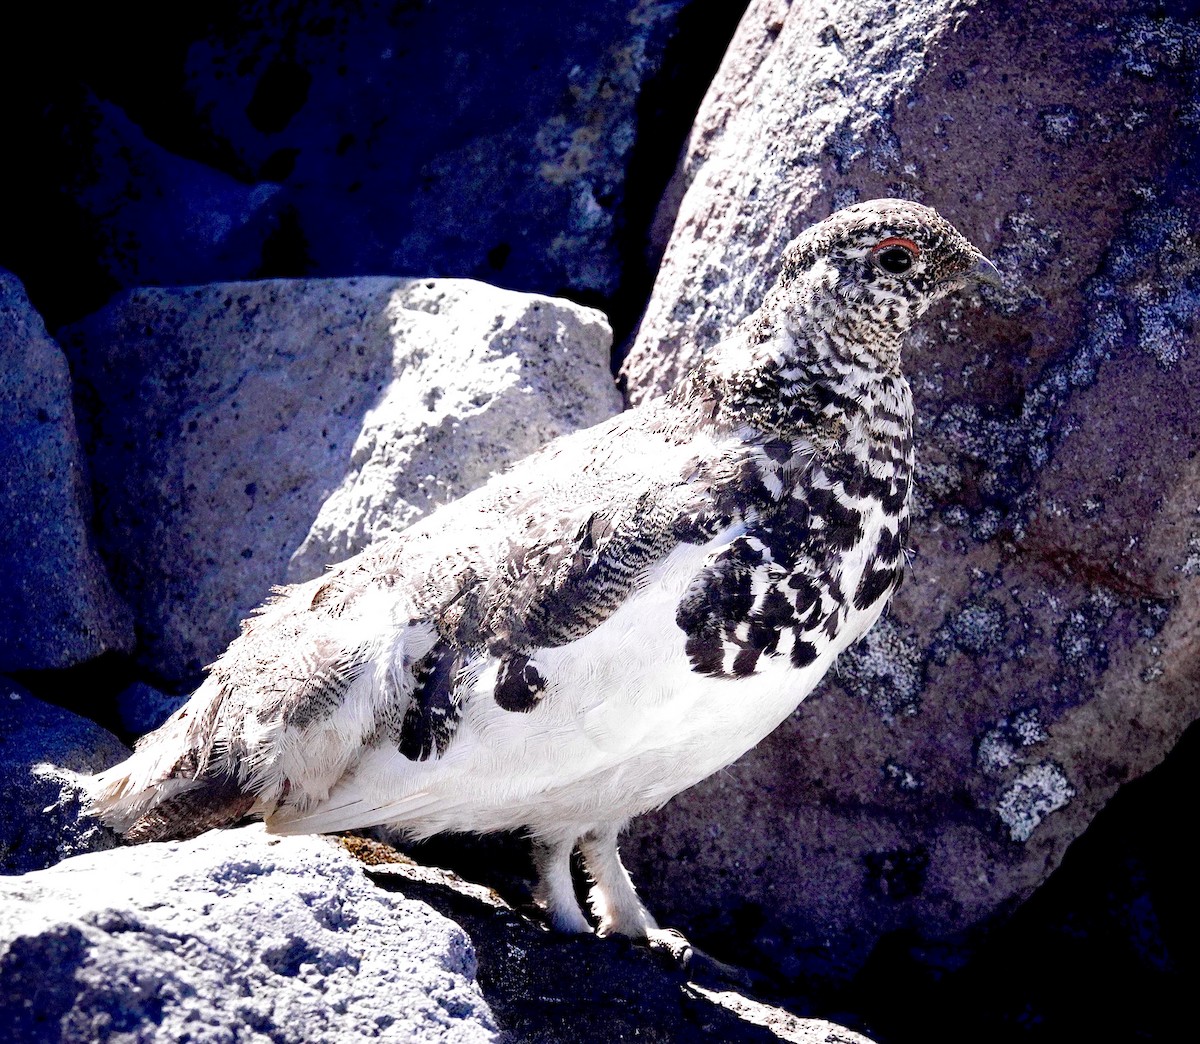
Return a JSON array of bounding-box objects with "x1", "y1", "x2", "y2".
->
[{"x1": 90, "y1": 199, "x2": 999, "y2": 944}]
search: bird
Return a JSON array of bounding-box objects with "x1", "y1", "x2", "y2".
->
[{"x1": 89, "y1": 198, "x2": 1000, "y2": 946}]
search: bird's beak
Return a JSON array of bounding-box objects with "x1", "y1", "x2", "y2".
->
[{"x1": 966, "y1": 255, "x2": 1002, "y2": 289}]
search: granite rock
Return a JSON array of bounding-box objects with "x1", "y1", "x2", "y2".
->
[
  {"x1": 0, "y1": 271, "x2": 133, "y2": 672},
  {"x1": 115, "y1": 682, "x2": 189, "y2": 739},
  {"x1": 179, "y1": 0, "x2": 691, "y2": 301},
  {"x1": 284, "y1": 280, "x2": 621, "y2": 583},
  {"x1": 0, "y1": 680, "x2": 128, "y2": 874},
  {"x1": 0, "y1": 829, "x2": 497, "y2": 1043},
  {"x1": 619, "y1": 0, "x2": 1200, "y2": 984},
  {"x1": 62, "y1": 278, "x2": 619, "y2": 684}
]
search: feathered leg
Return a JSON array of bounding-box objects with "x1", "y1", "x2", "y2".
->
[
  {"x1": 579, "y1": 822, "x2": 658, "y2": 939},
  {"x1": 579, "y1": 822, "x2": 756, "y2": 987},
  {"x1": 532, "y1": 834, "x2": 590, "y2": 934}
]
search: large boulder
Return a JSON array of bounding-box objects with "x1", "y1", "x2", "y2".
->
[
  {"x1": 7, "y1": 2, "x2": 733, "y2": 328},
  {"x1": 0, "y1": 271, "x2": 133, "y2": 672},
  {"x1": 620, "y1": 0, "x2": 1200, "y2": 983},
  {"x1": 62, "y1": 278, "x2": 620, "y2": 684},
  {"x1": 179, "y1": 0, "x2": 698, "y2": 300},
  {"x1": 0, "y1": 829, "x2": 498, "y2": 1043},
  {"x1": 0, "y1": 680, "x2": 128, "y2": 874}
]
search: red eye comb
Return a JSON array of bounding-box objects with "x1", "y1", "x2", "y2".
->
[{"x1": 872, "y1": 236, "x2": 920, "y2": 257}]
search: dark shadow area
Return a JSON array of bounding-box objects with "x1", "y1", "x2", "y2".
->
[
  {"x1": 393, "y1": 830, "x2": 543, "y2": 913},
  {"x1": 351, "y1": 837, "x2": 856, "y2": 1043},
  {"x1": 0, "y1": 5, "x2": 243, "y2": 328},
  {"x1": 10, "y1": 652, "x2": 142, "y2": 746},
  {"x1": 836, "y1": 716, "x2": 1200, "y2": 1043},
  {"x1": 0, "y1": 925, "x2": 92, "y2": 1041},
  {"x1": 599, "y1": 0, "x2": 750, "y2": 366},
  {"x1": 0, "y1": 3, "x2": 746, "y2": 351}
]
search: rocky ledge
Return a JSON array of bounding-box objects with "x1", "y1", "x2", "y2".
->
[{"x1": 0, "y1": 827, "x2": 874, "y2": 1044}]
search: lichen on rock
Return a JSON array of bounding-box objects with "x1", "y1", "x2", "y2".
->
[{"x1": 996, "y1": 763, "x2": 1076, "y2": 844}]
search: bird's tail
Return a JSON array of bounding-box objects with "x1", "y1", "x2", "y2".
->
[{"x1": 86, "y1": 678, "x2": 257, "y2": 843}]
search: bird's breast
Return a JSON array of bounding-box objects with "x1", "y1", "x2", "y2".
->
[
  {"x1": 446, "y1": 498, "x2": 901, "y2": 824},
  {"x1": 281, "y1": 485, "x2": 907, "y2": 838}
]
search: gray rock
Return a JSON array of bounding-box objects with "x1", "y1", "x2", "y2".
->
[
  {"x1": 62, "y1": 278, "x2": 619, "y2": 684},
  {"x1": 619, "y1": 0, "x2": 1200, "y2": 982},
  {"x1": 180, "y1": 0, "x2": 693, "y2": 299},
  {"x1": 0, "y1": 680, "x2": 128, "y2": 874},
  {"x1": 0, "y1": 829, "x2": 498, "y2": 1043},
  {"x1": 115, "y1": 682, "x2": 189, "y2": 737},
  {"x1": 57, "y1": 90, "x2": 282, "y2": 292},
  {"x1": 0, "y1": 271, "x2": 133, "y2": 672},
  {"x1": 355, "y1": 839, "x2": 878, "y2": 1044},
  {"x1": 285, "y1": 280, "x2": 621, "y2": 583}
]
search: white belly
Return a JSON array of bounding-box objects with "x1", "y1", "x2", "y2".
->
[
  {"x1": 513, "y1": 515, "x2": 888, "y2": 822},
  {"x1": 275, "y1": 509, "x2": 890, "y2": 839}
]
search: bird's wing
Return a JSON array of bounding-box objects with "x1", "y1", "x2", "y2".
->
[
  {"x1": 673, "y1": 480, "x2": 853, "y2": 679},
  {"x1": 92, "y1": 406, "x2": 778, "y2": 839},
  {"x1": 299, "y1": 409, "x2": 762, "y2": 735},
  {"x1": 264, "y1": 423, "x2": 822, "y2": 837}
]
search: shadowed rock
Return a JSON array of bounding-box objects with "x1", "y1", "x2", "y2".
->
[
  {"x1": 620, "y1": 0, "x2": 1200, "y2": 984},
  {"x1": 348, "y1": 836, "x2": 877, "y2": 1044},
  {"x1": 0, "y1": 827, "x2": 876, "y2": 1044},
  {"x1": 0, "y1": 829, "x2": 497, "y2": 1043},
  {"x1": 0, "y1": 271, "x2": 133, "y2": 672},
  {"x1": 62, "y1": 278, "x2": 620, "y2": 684},
  {"x1": 0, "y1": 681, "x2": 128, "y2": 874}
]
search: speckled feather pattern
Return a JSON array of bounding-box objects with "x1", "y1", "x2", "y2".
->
[{"x1": 89, "y1": 199, "x2": 995, "y2": 938}]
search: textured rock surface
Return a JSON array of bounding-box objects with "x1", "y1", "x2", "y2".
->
[
  {"x1": 619, "y1": 0, "x2": 1200, "y2": 983},
  {"x1": 0, "y1": 680, "x2": 128, "y2": 874},
  {"x1": 62, "y1": 278, "x2": 619, "y2": 684},
  {"x1": 284, "y1": 281, "x2": 621, "y2": 583},
  {"x1": 0, "y1": 829, "x2": 497, "y2": 1043},
  {"x1": 0, "y1": 271, "x2": 133, "y2": 672},
  {"x1": 841, "y1": 716, "x2": 1200, "y2": 1040},
  {"x1": 179, "y1": 0, "x2": 689, "y2": 300},
  {"x1": 349, "y1": 837, "x2": 877, "y2": 1044}
]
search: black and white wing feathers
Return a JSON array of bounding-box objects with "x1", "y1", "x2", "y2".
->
[{"x1": 89, "y1": 405, "x2": 777, "y2": 839}]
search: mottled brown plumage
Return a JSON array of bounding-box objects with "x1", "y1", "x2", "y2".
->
[{"x1": 89, "y1": 199, "x2": 998, "y2": 941}]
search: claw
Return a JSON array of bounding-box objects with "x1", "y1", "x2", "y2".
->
[
  {"x1": 645, "y1": 927, "x2": 694, "y2": 969},
  {"x1": 642, "y1": 927, "x2": 760, "y2": 991}
]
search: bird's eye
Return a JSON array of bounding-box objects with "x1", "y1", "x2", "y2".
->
[{"x1": 871, "y1": 237, "x2": 920, "y2": 276}]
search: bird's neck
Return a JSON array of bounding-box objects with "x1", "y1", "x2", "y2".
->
[
  {"x1": 664, "y1": 331, "x2": 915, "y2": 532},
  {"x1": 674, "y1": 318, "x2": 912, "y2": 456}
]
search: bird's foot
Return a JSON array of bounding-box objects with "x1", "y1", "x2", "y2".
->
[
  {"x1": 538, "y1": 901, "x2": 593, "y2": 936},
  {"x1": 541, "y1": 909, "x2": 762, "y2": 993},
  {"x1": 642, "y1": 926, "x2": 693, "y2": 966},
  {"x1": 641, "y1": 927, "x2": 759, "y2": 992},
  {"x1": 594, "y1": 906, "x2": 658, "y2": 941}
]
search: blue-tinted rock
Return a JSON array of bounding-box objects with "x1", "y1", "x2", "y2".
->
[
  {"x1": 621, "y1": 0, "x2": 1200, "y2": 985},
  {"x1": 56, "y1": 91, "x2": 282, "y2": 291},
  {"x1": 0, "y1": 271, "x2": 133, "y2": 672},
  {"x1": 0, "y1": 680, "x2": 128, "y2": 874},
  {"x1": 181, "y1": 1, "x2": 691, "y2": 299},
  {"x1": 115, "y1": 682, "x2": 189, "y2": 737},
  {"x1": 0, "y1": 829, "x2": 498, "y2": 1043}
]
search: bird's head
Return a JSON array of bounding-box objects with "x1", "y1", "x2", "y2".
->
[{"x1": 768, "y1": 198, "x2": 999, "y2": 368}]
